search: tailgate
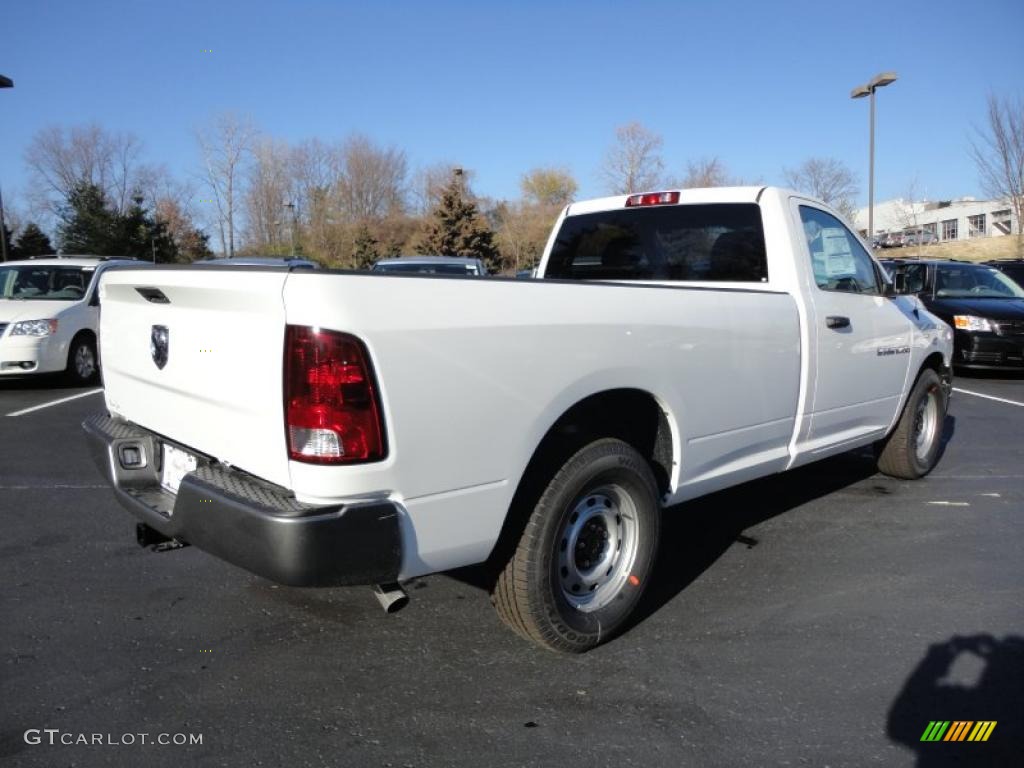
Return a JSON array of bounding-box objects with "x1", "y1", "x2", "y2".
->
[{"x1": 98, "y1": 267, "x2": 292, "y2": 488}]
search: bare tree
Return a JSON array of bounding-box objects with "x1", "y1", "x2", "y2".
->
[
  {"x1": 410, "y1": 162, "x2": 474, "y2": 215},
  {"x1": 970, "y1": 94, "x2": 1024, "y2": 237},
  {"x1": 196, "y1": 112, "x2": 257, "y2": 257},
  {"x1": 679, "y1": 156, "x2": 738, "y2": 188},
  {"x1": 24, "y1": 123, "x2": 149, "y2": 216},
  {"x1": 336, "y1": 134, "x2": 407, "y2": 221},
  {"x1": 494, "y1": 200, "x2": 558, "y2": 274},
  {"x1": 894, "y1": 176, "x2": 924, "y2": 232},
  {"x1": 290, "y1": 138, "x2": 343, "y2": 259},
  {"x1": 520, "y1": 167, "x2": 578, "y2": 207},
  {"x1": 600, "y1": 122, "x2": 665, "y2": 194},
  {"x1": 783, "y1": 157, "x2": 859, "y2": 222},
  {"x1": 244, "y1": 138, "x2": 293, "y2": 253}
]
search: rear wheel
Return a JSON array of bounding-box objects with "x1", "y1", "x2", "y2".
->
[
  {"x1": 66, "y1": 334, "x2": 99, "y2": 385},
  {"x1": 492, "y1": 438, "x2": 661, "y2": 653},
  {"x1": 877, "y1": 368, "x2": 947, "y2": 479}
]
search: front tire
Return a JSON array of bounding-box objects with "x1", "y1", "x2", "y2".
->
[
  {"x1": 492, "y1": 438, "x2": 661, "y2": 653},
  {"x1": 66, "y1": 334, "x2": 99, "y2": 385},
  {"x1": 877, "y1": 368, "x2": 947, "y2": 479}
]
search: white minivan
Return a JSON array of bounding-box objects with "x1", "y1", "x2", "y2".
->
[{"x1": 0, "y1": 256, "x2": 146, "y2": 384}]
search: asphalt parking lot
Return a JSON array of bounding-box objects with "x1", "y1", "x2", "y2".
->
[{"x1": 1, "y1": 373, "x2": 1022, "y2": 767}]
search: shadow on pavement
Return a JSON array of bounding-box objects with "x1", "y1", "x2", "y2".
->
[
  {"x1": 887, "y1": 634, "x2": 1023, "y2": 767},
  {"x1": 628, "y1": 451, "x2": 881, "y2": 627},
  {"x1": 934, "y1": 414, "x2": 956, "y2": 466},
  {"x1": 0, "y1": 373, "x2": 85, "y2": 391},
  {"x1": 952, "y1": 368, "x2": 1024, "y2": 381}
]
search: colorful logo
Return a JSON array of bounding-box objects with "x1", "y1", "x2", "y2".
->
[{"x1": 920, "y1": 721, "x2": 997, "y2": 742}]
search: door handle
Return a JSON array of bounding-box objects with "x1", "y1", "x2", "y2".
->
[{"x1": 826, "y1": 316, "x2": 850, "y2": 329}]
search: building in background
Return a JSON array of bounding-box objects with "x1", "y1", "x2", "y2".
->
[{"x1": 854, "y1": 197, "x2": 1019, "y2": 242}]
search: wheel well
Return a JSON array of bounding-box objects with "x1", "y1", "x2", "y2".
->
[
  {"x1": 70, "y1": 329, "x2": 96, "y2": 347},
  {"x1": 917, "y1": 351, "x2": 950, "y2": 391},
  {"x1": 920, "y1": 351, "x2": 945, "y2": 376},
  {"x1": 532, "y1": 389, "x2": 673, "y2": 495}
]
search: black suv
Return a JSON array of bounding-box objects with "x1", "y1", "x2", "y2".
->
[
  {"x1": 986, "y1": 258, "x2": 1024, "y2": 287},
  {"x1": 882, "y1": 259, "x2": 1024, "y2": 370}
]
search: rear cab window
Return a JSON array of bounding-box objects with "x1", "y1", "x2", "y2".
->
[{"x1": 544, "y1": 203, "x2": 768, "y2": 283}]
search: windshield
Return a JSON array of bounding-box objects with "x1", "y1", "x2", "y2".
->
[
  {"x1": 934, "y1": 265, "x2": 1024, "y2": 299},
  {"x1": 0, "y1": 265, "x2": 95, "y2": 301},
  {"x1": 374, "y1": 262, "x2": 478, "y2": 275}
]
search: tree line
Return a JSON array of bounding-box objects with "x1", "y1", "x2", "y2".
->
[{"x1": 3, "y1": 95, "x2": 1020, "y2": 267}]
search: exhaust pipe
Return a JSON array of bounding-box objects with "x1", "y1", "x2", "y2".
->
[
  {"x1": 372, "y1": 582, "x2": 409, "y2": 613},
  {"x1": 136, "y1": 523, "x2": 189, "y2": 552}
]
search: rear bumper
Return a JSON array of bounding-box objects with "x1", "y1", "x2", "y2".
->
[{"x1": 82, "y1": 412, "x2": 402, "y2": 587}]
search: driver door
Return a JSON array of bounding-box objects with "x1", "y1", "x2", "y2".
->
[{"x1": 798, "y1": 204, "x2": 913, "y2": 449}]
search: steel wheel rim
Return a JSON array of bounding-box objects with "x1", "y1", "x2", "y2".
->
[
  {"x1": 75, "y1": 344, "x2": 96, "y2": 379},
  {"x1": 913, "y1": 386, "x2": 940, "y2": 462},
  {"x1": 555, "y1": 484, "x2": 640, "y2": 613}
]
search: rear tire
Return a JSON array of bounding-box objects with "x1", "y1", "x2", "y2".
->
[
  {"x1": 492, "y1": 438, "x2": 660, "y2": 653},
  {"x1": 877, "y1": 368, "x2": 947, "y2": 479},
  {"x1": 66, "y1": 334, "x2": 99, "y2": 385}
]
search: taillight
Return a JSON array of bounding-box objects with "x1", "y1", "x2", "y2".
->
[
  {"x1": 284, "y1": 325, "x2": 386, "y2": 464},
  {"x1": 625, "y1": 191, "x2": 680, "y2": 207}
]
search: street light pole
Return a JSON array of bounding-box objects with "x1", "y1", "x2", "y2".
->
[
  {"x1": 284, "y1": 202, "x2": 296, "y2": 256},
  {"x1": 1, "y1": 75, "x2": 13, "y2": 262},
  {"x1": 851, "y1": 72, "x2": 897, "y2": 239}
]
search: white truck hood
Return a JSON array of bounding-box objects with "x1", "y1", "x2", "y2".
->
[
  {"x1": 97, "y1": 268, "x2": 293, "y2": 488},
  {"x1": 0, "y1": 300, "x2": 76, "y2": 323}
]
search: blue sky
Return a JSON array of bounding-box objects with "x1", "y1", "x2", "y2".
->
[{"x1": 2, "y1": 0, "x2": 1022, "y2": 217}]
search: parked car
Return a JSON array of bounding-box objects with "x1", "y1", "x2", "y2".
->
[
  {"x1": 85, "y1": 187, "x2": 952, "y2": 652},
  {"x1": 0, "y1": 256, "x2": 147, "y2": 384},
  {"x1": 880, "y1": 232, "x2": 905, "y2": 248},
  {"x1": 882, "y1": 258, "x2": 1024, "y2": 370},
  {"x1": 194, "y1": 256, "x2": 319, "y2": 269},
  {"x1": 372, "y1": 256, "x2": 488, "y2": 276},
  {"x1": 986, "y1": 258, "x2": 1024, "y2": 287},
  {"x1": 903, "y1": 230, "x2": 939, "y2": 247}
]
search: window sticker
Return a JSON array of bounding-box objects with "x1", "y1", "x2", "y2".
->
[{"x1": 821, "y1": 227, "x2": 855, "y2": 277}]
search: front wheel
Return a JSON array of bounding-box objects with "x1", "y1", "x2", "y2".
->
[
  {"x1": 492, "y1": 438, "x2": 661, "y2": 653},
  {"x1": 66, "y1": 335, "x2": 99, "y2": 385},
  {"x1": 876, "y1": 368, "x2": 947, "y2": 479}
]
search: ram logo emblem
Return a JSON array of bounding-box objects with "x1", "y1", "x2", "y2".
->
[{"x1": 151, "y1": 325, "x2": 169, "y2": 370}]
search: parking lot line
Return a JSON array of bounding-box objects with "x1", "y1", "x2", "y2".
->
[
  {"x1": 952, "y1": 387, "x2": 1024, "y2": 408},
  {"x1": 5, "y1": 388, "x2": 103, "y2": 417}
]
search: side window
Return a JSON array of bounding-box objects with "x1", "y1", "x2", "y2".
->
[
  {"x1": 799, "y1": 206, "x2": 881, "y2": 294},
  {"x1": 902, "y1": 264, "x2": 927, "y2": 294}
]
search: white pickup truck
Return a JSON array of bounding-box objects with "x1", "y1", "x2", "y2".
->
[{"x1": 84, "y1": 187, "x2": 953, "y2": 652}]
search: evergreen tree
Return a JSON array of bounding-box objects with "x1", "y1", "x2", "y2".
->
[
  {"x1": 2, "y1": 223, "x2": 13, "y2": 260},
  {"x1": 114, "y1": 197, "x2": 177, "y2": 262},
  {"x1": 57, "y1": 182, "x2": 117, "y2": 254},
  {"x1": 174, "y1": 226, "x2": 213, "y2": 263},
  {"x1": 57, "y1": 182, "x2": 180, "y2": 262},
  {"x1": 418, "y1": 175, "x2": 499, "y2": 271},
  {"x1": 13, "y1": 222, "x2": 54, "y2": 258},
  {"x1": 352, "y1": 225, "x2": 379, "y2": 269}
]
